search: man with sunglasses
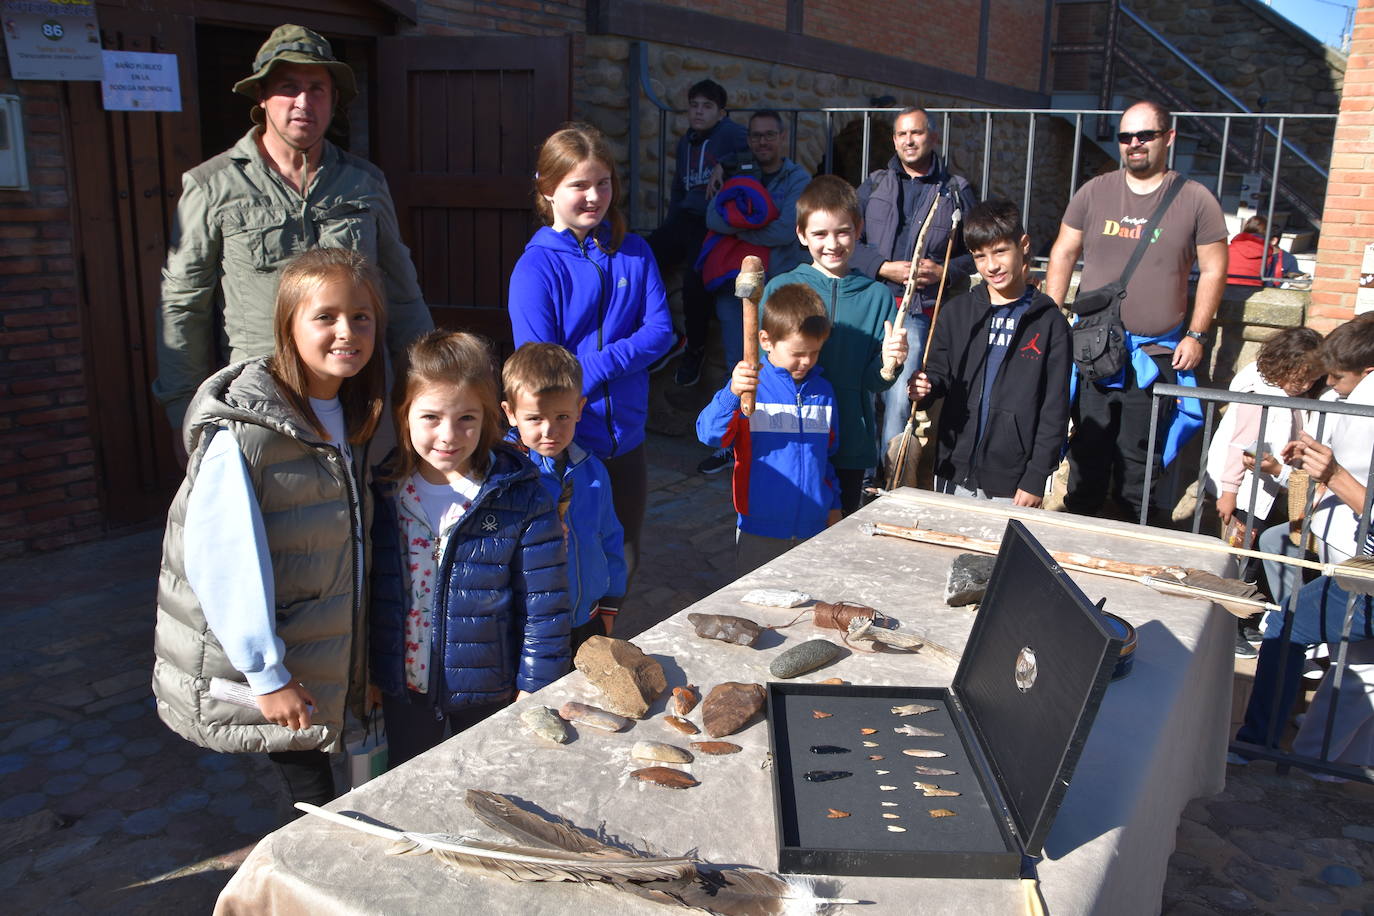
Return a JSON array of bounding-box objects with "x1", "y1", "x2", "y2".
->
[{"x1": 1047, "y1": 101, "x2": 1228, "y2": 522}]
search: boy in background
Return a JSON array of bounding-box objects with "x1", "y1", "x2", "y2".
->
[
  {"x1": 697, "y1": 284, "x2": 841, "y2": 575},
  {"x1": 760, "y1": 175, "x2": 908, "y2": 514},
  {"x1": 909, "y1": 199, "x2": 1070, "y2": 505},
  {"x1": 503, "y1": 343, "x2": 626, "y2": 652},
  {"x1": 648, "y1": 79, "x2": 750, "y2": 387}
]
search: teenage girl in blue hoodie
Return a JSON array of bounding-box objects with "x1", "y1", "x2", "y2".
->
[{"x1": 508, "y1": 124, "x2": 675, "y2": 594}]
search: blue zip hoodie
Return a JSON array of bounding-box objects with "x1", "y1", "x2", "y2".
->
[
  {"x1": 697, "y1": 361, "x2": 840, "y2": 539},
  {"x1": 505, "y1": 432, "x2": 627, "y2": 627},
  {"x1": 509, "y1": 225, "x2": 675, "y2": 459}
]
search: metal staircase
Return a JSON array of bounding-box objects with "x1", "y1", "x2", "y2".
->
[{"x1": 1049, "y1": 0, "x2": 1332, "y2": 252}]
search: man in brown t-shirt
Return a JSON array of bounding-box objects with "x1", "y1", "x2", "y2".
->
[{"x1": 1046, "y1": 100, "x2": 1228, "y2": 521}]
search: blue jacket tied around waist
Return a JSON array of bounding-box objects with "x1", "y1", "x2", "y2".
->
[{"x1": 370, "y1": 444, "x2": 572, "y2": 711}]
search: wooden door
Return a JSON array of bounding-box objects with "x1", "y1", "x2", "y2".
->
[
  {"x1": 376, "y1": 36, "x2": 571, "y2": 350},
  {"x1": 69, "y1": 11, "x2": 200, "y2": 524}
]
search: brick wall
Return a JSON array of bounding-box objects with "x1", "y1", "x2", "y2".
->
[
  {"x1": 802, "y1": 0, "x2": 979, "y2": 74},
  {"x1": 415, "y1": 0, "x2": 584, "y2": 35},
  {"x1": 1308, "y1": 3, "x2": 1374, "y2": 333},
  {"x1": 646, "y1": 0, "x2": 786, "y2": 30},
  {"x1": 985, "y1": 0, "x2": 1046, "y2": 92},
  {"x1": 0, "y1": 73, "x2": 93, "y2": 558}
]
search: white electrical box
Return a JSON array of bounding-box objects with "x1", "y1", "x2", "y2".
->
[{"x1": 0, "y1": 96, "x2": 28, "y2": 191}]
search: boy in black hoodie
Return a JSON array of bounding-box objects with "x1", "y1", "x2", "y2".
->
[
  {"x1": 909, "y1": 200, "x2": 1070, "y2": 506},
  {"x1": 648, "y1": 79, "x2": 749, "y2": 386}
]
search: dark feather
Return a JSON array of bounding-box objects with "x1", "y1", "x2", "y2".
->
[
  {"x1": 674, "y1": 867, "x2": 799, "y2": 916},
  {"x1": 465, "y1": 790, "x2": 616, "y2": 856}
]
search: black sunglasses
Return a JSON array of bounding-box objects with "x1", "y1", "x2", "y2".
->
[{"x1": 1117, "y1": 129, "x2": 1166, "y2": 145}]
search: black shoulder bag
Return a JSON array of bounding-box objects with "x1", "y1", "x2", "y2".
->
[{"x1": 1070, "y1": 176, "x2": 1186, "y2": 382}]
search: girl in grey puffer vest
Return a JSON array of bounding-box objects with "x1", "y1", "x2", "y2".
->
[{"x1": 151, "y1": 248, "x2": 388, "y2": 808}]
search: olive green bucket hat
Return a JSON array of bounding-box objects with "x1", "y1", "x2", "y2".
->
[{"x1": 232, "y1": 24, "x2": 357, "y2": 123}]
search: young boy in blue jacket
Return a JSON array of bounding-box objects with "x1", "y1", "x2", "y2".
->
[
  {"x1": 502, "y1": 343, "x2": 627, "y2": 653},
  {"x1": 697, "y1": 283, "x2": 841, "y2": 575},
  {"x1": 909, "y1": 199, "x2": 1071, "y2": 505}
]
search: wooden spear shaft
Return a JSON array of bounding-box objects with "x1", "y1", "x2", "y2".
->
[
  {"x1": 736, "y1": 254, "x2": 765, "y2": 416},
  {"x1": 869, "y1": 487, "x2": 1374, "y2": 580},
  {"x1": 880, "y1": 194, "x2": 941, "y2": 382}
]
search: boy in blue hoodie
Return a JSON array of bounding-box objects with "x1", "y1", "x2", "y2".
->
[
  {"x1": 502, "y1": 343, "x2": 627, "y2": 653},
  {"x1": 697, "y1": 284, "x2": 841, "y2": 575},
  {"x1": 648, "y1": 78, "x2": 750, "y2": 387},
  {"x1": 761, "y1": 175, "x2": 908, "y2": 515}
]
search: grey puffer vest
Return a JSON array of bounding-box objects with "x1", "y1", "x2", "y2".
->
[{"x1": 152, "y1": 358, "x2": 369, "y2": 754}]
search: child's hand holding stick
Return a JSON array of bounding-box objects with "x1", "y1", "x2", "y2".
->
[{"x1": 735, "y1": 255, "x2": 765, "y2": 416}]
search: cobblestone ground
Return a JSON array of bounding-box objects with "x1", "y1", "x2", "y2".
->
[{"x1": 0, "y1": 366, "x2": 1371, "y2": 912}]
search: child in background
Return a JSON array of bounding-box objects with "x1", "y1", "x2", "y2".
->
[
  {"x1": 1208, "y1": 327, "x2": 1325, "y2": 540},
  {"x1": 647, "y1": 78, "x2": 750, "y2": 387},
  {"x1": 760, "y1": 175, "x2": 908, "y2": 514},
  {"x1": 697, "y1": 283, "x2": 841, "y2": 575},
  {"x1": 509, "y1": 124, "x2": 674, "y2": 612},
  {"x1": 502, "y1": 342, "x2": 627, "y2": 655},
  {"x1": 152, "y1": 248, "x2": 387, "y2": 810},
  {"x1": 370, "y1": 331, "x2": 570, "y2": 769},
  {"x1": 909, "y1": 199, "x2": 1070, "y2": 505}
]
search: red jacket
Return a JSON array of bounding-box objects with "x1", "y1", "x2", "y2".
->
[{"x1": 1227, "y1": 232, "x2": 1281, "y2": 287}]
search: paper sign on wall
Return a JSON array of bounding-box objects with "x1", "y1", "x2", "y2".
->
[
  {"x1": 102, "y1": 50, "x2": 180, "y2": 112},
  {"x1": 2, "y1": 0, "x2": 103, "y2": 81}
]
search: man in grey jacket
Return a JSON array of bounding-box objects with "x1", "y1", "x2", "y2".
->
[
  {"x1": 851, "y1": 106, "x2": 977, "y2": 456},
  {"x1": 153, "y1": 24, "x2": 432, "y2": 433}
]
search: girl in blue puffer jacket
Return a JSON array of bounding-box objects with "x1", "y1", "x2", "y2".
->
[{"x1": 370, "y1": 331, "x2": 571, "y2": 768}]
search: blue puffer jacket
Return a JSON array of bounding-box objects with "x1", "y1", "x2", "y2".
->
[
  {"x1": 506, "y1": 432, "x2": 627, "y2": 627},
  {"x1": 508, "y1": 225, "x2": 675, "y2": 459},
  {"x1": 370, "y1": 443, "x2": 572, "y2": 709}
]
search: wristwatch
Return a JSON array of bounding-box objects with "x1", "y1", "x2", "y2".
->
[{"x1": 1184, "y1": 330, "x2": 1208, "y2": 343}]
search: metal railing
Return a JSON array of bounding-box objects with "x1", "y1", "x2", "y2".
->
[
  {"x1": 627, "y1": 45, "x2": 1335, "y2": 275},
  {"x1": 1145, "y1": 382, "x2": 1374, "y2": 781}
]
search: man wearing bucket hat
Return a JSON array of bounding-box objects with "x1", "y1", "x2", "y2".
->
[{"x1": 153, "y1": 24, "x2": 432, "y2": 432}]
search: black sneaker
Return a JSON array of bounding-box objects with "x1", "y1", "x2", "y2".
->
[
  {"x1": 675, "y1": 347, "x2": 705, "y2": 387},
  {"x1": 1241, "y1": 625, "x2": 1263, "y2": 645},
  {"x1": 649, "y1": 333, "x2": 687, "y2": 375},
  {"x1": 697, "y1": 447, "x2": 732, "y2": 475},
  {"x1": 1234, "y1": 632, "x2": 1258, "y2": 658}
]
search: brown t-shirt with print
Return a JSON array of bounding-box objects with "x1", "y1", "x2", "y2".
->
[{"x1": 1063, "y1": 170, "x2": 1227, "y2": 338}]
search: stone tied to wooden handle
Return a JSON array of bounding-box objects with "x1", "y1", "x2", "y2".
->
[{"x1": 736, "y1": 255, "x2": 765, "y2": 417}]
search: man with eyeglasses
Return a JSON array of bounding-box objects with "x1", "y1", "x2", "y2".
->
[
  {"x1": 1047, "y1": 100, "x2": 1228, "y2": 522},
  {"x1": 850, "y1": 106, "x2": 978, "y2": 463},
  {"x1": 694, "y1": 110, "x2": 811, "y2": 474}
]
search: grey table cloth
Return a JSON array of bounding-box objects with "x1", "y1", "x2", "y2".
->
[{"x1": 217, "y1": 490, "x2": 1231, "y2": 915}]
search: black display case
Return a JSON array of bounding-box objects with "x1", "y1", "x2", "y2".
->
[{"x1": 766, "y1": 520, "x2": 1124, "y2": 878}]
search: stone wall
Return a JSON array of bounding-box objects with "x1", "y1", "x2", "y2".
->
[
  {"x1": 577, "y1": 35, "x2": 1085, "y2": 247},
  {"x1": 1055, "y1": 0, "x2": 1343, "y2": 231}
]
